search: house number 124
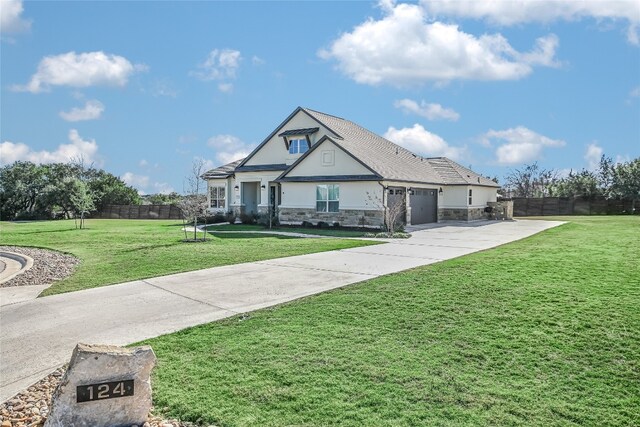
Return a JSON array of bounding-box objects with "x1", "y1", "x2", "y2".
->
[{"x1": 76, "y1": 380, "x2": 134, "y2": 403}]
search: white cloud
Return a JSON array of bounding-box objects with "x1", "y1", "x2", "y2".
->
[
  {"x1": 152, "y1": 182, "x2": 174, "y2": 195},
  {"x1": 0, "y1": 129, "x2": 101, "y2": 165},
  {"x1": 207, "y1": 134, "x2": 253, "y2": 164},
  {"x1": 139, "y1": 159, "x2": 149, "y2": 167},
  {"x1": 13, "y1": 51, "x2": 141, "y2": 93},
  {"x1": 150, "y1": 79, "x2": 179, "y2": 98},
  {"x1": 191, "y1": 49, "x2": 242, "y2": 92},
  {"x1": 584, "y1": 142, "x2": 604, "y2": 170},
  {"x1": 218, "y1": 82, "x2": 234, "y2": 93},
  {"x1": 424, "y1": 0, "x2": 640, "y2": 45},
  {"x1": 121, "y1": 172, "x2": 174, "y2": 195},
  {"x1": 1, "y1": 0, "x2": 30, "y2": 33},
  {"x1": 121, "y1": 172, "x2": 150, "y2": 189},
  {"x1": 383, "y1": 124, "x2": 465, "y2": 160},
  {"x1": 318, "y1": 2, "x2": 559, "y2": 86},
  {"x1": 482, "y1": 126, "x2": 565, "y2": 165},
  {"x1": 394, "y1": 99, "x2": 460, "y2": 121},
  {"x1": 251, "y1": 55, "x2": 265, "y2": 66},
  {"x1": 59, "y1": 100, "x2": 105, "y2": 122},
  {"x1": 630, "y1": 86, "x2": 640, "y2": 97}
]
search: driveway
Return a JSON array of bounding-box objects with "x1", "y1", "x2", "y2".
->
[{"x1": 0, "y1": 219, "x2": 563, "y2": 402}]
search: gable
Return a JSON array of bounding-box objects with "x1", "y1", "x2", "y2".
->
[
  {"x1": 245, "y1": 109, "x2": 337, "y2": 166},
  {"x1": 284, "y1": 139, "x2": 376, "y2": 178}
]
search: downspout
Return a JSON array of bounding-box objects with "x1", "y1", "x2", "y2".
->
[{"x1": 378, "y1": 181, "x2": 386, "y2": 230}]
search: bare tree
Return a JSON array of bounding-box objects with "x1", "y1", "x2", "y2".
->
[
  {"x1": 179, "y1": 158, "x2": 209, "y2": 242},
  {"x1": 367, "y1": 188, "x2": 406, "y2": 234},
  {"x1": 505, "y1": 162, "x2": 558, "y2": 197}
]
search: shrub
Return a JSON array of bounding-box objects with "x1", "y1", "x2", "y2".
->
[
  {"x1": 205, "y1": 213, "x2": 226, "y2": 224},
  {"x1": 301, "y1": 221, "x2": 313, "y2": 228},
  {"x1": 240, "y1": 212, "x2": 258, "y2": 225},
  {"x1": 317, "y1": 221, "x2": 330, "y2": 229},
  {"x1": 225, "y1": 211, "x2": 237, "y2": 224},
  {"x1": 332, "y1": 222, "x2": 340, "y2": 228}
]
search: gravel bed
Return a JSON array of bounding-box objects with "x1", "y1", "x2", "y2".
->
[
  {"x1": 0, "y1": 260, "x2": 5, "y2": 274},
  {"x1": 0, "y1": 368, "x2": 206, "y2": 427},
  {"x1": 0, "y1": 246, "x2": 79, "y2": 288}
]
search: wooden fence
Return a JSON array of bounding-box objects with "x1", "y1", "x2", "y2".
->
[
  {"x1": 94, "y1": 205, "x2": 183, "y2": 220},
  {"x1": 512, "y1": 197, "x2": 637, "y2": 216}
]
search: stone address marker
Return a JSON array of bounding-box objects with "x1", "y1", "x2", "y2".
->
[{"x1": 44, "y1": 343, "x2": 156, "y2": 427}]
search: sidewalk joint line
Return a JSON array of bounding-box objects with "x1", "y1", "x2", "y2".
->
[{"x1": 140, "y1": 280, "x2": 240, "y2": 315}]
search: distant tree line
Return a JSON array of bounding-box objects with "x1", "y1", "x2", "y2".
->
[
  {"x1": 504, "y1": 156, "x2": 640, "y2": 211},
  {"x1": 0, "y1": 160, "x2": 141, "y2": 221}
]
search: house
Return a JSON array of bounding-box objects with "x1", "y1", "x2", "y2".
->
[{"x1": 202, "y1": 107, "x2": 500, "y2": 227}]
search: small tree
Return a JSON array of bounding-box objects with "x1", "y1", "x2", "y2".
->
[
  {"x1": 69, "y1": 178, "x2": 95, "y2": 229},
  {"x1": 366, "y1": 188, "x2": 405, "y2": 233},
  {"x1": 179, "y1": 159, "x2": 209, "y2": 241}
]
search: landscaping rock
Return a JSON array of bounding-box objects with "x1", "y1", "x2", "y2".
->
[
  {"x1": 44, "y1": 344, "x2": 156, "y2": 427},
  {"x1": 0, "y1": 246, "x2": 79, "y2": 288}
]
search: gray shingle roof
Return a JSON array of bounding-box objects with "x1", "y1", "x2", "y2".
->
[
  {"x1": 203, "y1": 107, "x2": 499, "y2": 188},
  {"x1": 201, "y1": 158, "x2": 244, "y2": 179},
  {"x1": 300, "y1": 108, "x2": 499, "y2": 187}
]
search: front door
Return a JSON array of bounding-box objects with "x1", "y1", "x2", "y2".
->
[{"x1": 242, "y1": 182, "x2": 259, "y2": 214}]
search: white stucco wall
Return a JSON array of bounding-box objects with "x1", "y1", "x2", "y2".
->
[
  {"x1": 286, "y1": 140, "x2": 373, "y2": 177},
  {"x1": 469, "y1": 186, "x2": 498, "y2": 207},
  {"x1": 440, "y1": 185, "x2": 497, "y2": 208},
  {"x1": 280, "y1": 181, "x2": 382, "y2": 210},
  {"x1": 245, "y1": 110, "x2": 336, "y2": 166},
  {"x1": 441, "y1": 186, "x2": 468, "y2": 208}
]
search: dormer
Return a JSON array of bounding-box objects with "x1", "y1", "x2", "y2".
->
[{"x1": 278, "y1": 127, "x2": 319, "y2": 165}]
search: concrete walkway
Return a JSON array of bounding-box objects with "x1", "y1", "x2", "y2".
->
[{"x1": 0, "y1": 219, "x2": 563, "y2": 402}]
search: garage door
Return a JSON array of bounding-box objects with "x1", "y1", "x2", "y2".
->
[{"x1": 410, "y1": 189, "x2": 437, "y2": 224}]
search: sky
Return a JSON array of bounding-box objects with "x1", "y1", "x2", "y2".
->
[{"x1": 1, "y1": 0, "x2": 639, "y2": 194}]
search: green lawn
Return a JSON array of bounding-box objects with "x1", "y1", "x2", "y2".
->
[
  {"x1": 0, "y1": 219, "x2": 379, "y2": 296},
  {"x1": 207, "y1": 224, "x2": 370, "y2": 238},
  {"x1": 142, "y1": 216, "x2": 639, "y2": 426}
]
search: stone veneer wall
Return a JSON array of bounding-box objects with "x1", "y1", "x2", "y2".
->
[
  {"x1": 279, "y1": 208, "x2": 384, "y2": 228},
  {"x1": 438, "y1": 207, "x2": 486, "y2": 221},
  {"x1": 487, "y1": 201, "x2": 514, "y2": 220}
]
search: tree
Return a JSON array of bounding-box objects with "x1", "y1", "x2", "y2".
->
[
  {"x1": 144, "y1": 192, "x2": 181, "y2": 205},
  {"x1": 178, "y1": 159, "x2": 209, "y2": 241},
  {"x1": 548, "y1": 169, "x2": 601, "y2": 198},
  {"x1": 366, "y1": 188, "x2": 406, "y2": 234},
  {"x1": 505, "y1": 162, "x2": 558, "y2": 197},
  {"x1": 0, "y1": 161, "x2": 140, "y2": 220},
  {"x1": 69, "y1": 178, "x2": 95, "y2": 229},
  {"x1": 0, "y1": 161, "x2": 46, "y2": 219},
  {"x1": 88, "y1": 169, "x2": 141, "y2": 210},
  {"x1": 610, "y1": 158, "x2": 640, "y2": 213}
]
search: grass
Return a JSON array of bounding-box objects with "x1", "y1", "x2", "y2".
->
[
  {"x1": 141, "y1": 216, "x2": 640, "y2": 426},
  {"x1": 0, "y1": 219, "x2": 379, "y2": 296},
  {"x1": 207, "y1": 223, "x2": 370, "y2": 238}
]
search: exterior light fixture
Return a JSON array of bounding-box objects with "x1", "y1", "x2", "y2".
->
[
  {"x1": 234, "y1": 185, "x2": 239, "y2": 190},
  {"x1": 261, "y1": 184, "x2": 266, "y2": 189},
  {"x1": 438, "y1": 187, "x2": 443, "y2": 195},
  {"x1": 408, "y1": 188, "x2": 415, "y2": 195}
]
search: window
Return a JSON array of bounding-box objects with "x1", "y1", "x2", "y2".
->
[
  {"x1": 316, "y1": 184, "x2": 339, "y2": 212},
  {"x1": 468, "y1": 189, "x2": 473, "y2": 205},
  {"x1": 288, "y1": 138, "x2": 309, "y2": 155},
  {"x1": 210, "y1": 186, "x2": 225, "y2": 209}
]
